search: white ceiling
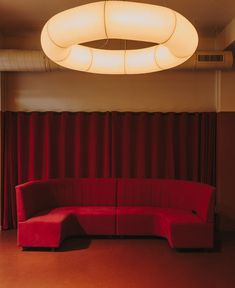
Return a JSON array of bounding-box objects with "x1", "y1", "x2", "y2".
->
[{"x1": 0, "y1": 0, "x2": 235, "y2": 36}]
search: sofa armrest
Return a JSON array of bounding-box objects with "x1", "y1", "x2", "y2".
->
[
  {"x1": 188, "y1": 183, "x2": 215, "y2": 223},
  {"x1": 171, "y1": 181, "x2": 216, "y2": 223},
  {"x1": 16, "y1": 180, "x2": 54, "y2": 222},
  {"x1": 155, "y1": 180, "x2": 215, "y2": 223}
]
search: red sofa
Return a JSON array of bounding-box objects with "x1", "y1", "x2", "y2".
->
[{"x1": 16, "y1": 178, "x2": 215, "y2": 249}]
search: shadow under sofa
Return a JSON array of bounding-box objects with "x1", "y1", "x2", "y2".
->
[{"x1": 16, "y1": 178, "x2": 215, "y2": 249}]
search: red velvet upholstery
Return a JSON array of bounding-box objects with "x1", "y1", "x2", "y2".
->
[
  {"x1": 117, "y1": 179, "x2": 215, "y2": 222},
  {"x1": 18, "y1": 207, "x2": 116, "y2": 247},
  {"x1": 16, "y1": 178, "x2": 116, "y2": 247},
  {"x1": 117, "y1": 179, "x2": 215, "y2": 248},
  {"x1": 16, "y1": 178, "x2": 116, "y2": 221},
  {"x1": 16, "y1": 178, "x2": 215, "y2": 249}
]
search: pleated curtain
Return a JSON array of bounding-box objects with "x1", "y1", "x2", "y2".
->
[{"x1": 2, "y1": 111, "x2": 216, "y2": 229}]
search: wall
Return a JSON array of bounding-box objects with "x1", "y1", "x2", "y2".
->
[
  {"x1": 219, "y1": 71, "x2": 235, "y2": 111},
  {"x1": 5, "y1": 70, "x2": 216, "y2": 112},
  {"x1": 0, "y1": 74, "x2": 2, "y2": 229},
  {"x1": 217, "y1": 113, "x2": 235, "y2": 231},
  {"x1": 0, "y1": 72, "x2": 5, "y2": 230},
  {"x1": 216, "y1": 71, "x2": 235, "y2": 231}
]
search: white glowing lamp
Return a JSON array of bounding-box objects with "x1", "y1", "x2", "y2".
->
[{"x1": 41, "y1": 1, "x2": 198, "y2": 74}]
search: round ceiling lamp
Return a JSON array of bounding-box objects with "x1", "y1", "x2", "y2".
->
[{"x1": 41, "y1": 1, "x2": 198, "y2": 74}]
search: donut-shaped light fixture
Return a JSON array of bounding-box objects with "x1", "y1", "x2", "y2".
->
[{"x1": 41, "y1": 1, "x2": 198, "y2": 74}]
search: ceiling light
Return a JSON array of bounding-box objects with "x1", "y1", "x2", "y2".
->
[{"x1": 41, "y1": 1, "x2": 198, "y2": 74}]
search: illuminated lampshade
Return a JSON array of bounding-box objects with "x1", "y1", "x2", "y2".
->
[{"x1": 41, "y1": 1, "x2": 198, "y2": 74}]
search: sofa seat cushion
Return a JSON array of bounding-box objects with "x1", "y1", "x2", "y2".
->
[
  {"x1": 117, "y1": 207, "x2": 156, "y2": 235},
  {"x1": 25, "y1": 206, "x2": 116, "y2": 222},
  {"x1": 18, "y1": 206, "x2": 116, "y2": 247},
  {"x1": 18, "y1": 211, "x2": 77, "y2": 248},
  {"x1": 51, "y1": 206, "x2": 116, "y2": 215},
  {"x1": 157, "y1": 209, "x2": 213, "y2": 248},
  {"x1": 154, "y1": 208, "x2": 213, "y2": 248},
  {"x1": 155, "y1": 208, "x2": 202, "y2": 223},
  {"x1": 49, "y1": 206, "x2": 117, "y2": 235},
  {"x1": 25, "y1": 209, "x2": 70, "y2": 224},
  {"x1": 154, "y1": 208, "x2": 202, "y2": 240},
  {"x1": 116, "y1": 207, "x2": 203, "y2": 237}
]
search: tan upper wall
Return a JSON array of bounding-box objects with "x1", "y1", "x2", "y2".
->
[
  {"x1": 219, "y1": 71, "x2": 235, "y2": 112},
  {"x1": 5, "y1": 70, "x2": 217, "y2": 112},
  {"x1": 2, "y1": 31, "x2": 235, "y2": 112}
]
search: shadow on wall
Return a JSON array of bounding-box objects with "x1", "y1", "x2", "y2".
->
[{"x1": 218, "y1": 213, "x2": 235, "y2": 232}]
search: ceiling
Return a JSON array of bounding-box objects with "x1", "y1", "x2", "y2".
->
[{"x1": 0, "y1": 0, "x2": 235, "y2": 36}]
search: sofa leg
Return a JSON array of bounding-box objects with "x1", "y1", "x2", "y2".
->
[{"x1": 51, "y1": 247, "x2": 56, "y2": 252}]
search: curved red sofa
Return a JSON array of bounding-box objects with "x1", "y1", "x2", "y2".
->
[{"x1": 16, "y1": 178, "x2": 215, "y2": 249}]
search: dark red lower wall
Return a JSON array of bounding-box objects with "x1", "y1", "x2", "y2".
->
[{"x1": 217, "y1": 112, "x2": 235, "y2": 231}]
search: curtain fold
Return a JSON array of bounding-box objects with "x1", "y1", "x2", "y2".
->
[
  {"x1": 1, "y1": 111, "x2": 216, "y2": 229},
  {"x1": 2, "y1": 112, "x2": 111, "y2": 229},
  {"x1": 111, "y1": 112, "x2": 216, "y2": 183}
]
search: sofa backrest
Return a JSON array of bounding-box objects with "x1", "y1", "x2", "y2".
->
[
  {"x1": 16, "y1": 178, "x2": 215, "y2": 223},
  {"x1": 157, "y1": 179, "x2": 215, "y2": 222},
  {"x1": 16, "y1": 180, "x2": 56, "y2": 222},
  {"x1": 117, "y1": 179, "x2": 161, "y2": 207},
  {"x1": 51, "y1": 178, "x2": 116, "y2": 207},
  {"x1": 16, "y1": 178, "x2": 116, "y2": 221},
  {"x1": 117, "y1": 179, "x2": 215, "y2": 222}
]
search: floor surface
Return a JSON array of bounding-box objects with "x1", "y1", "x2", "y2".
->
[{"x1": 0, "y1": 230, "x2": 235, "y2": 288}]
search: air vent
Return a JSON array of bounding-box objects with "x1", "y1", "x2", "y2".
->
[
  {"x1": 198, "y1": 54, "x2": 224, "y2": 62},
  {"x1": 176, "y1": 51, "x2": 233, "y2": 70},
  {"x1": 195, "y1": 51, "x2": 233, "y2": 69}
]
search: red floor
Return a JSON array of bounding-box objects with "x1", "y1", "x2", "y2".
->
[{"x1": 0, "y1": 230, "x2": 235, "y2": 288}]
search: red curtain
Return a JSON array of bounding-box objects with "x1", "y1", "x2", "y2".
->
[
  {"x1": 2, "y1": 112, "x2": 111, "y2": 229},
  {"x1": 1, "y1": 111, "x2": 216, "y2": 229},
  {"x1": 111, "y1": 112, "x2": 216, "y2": 183}
]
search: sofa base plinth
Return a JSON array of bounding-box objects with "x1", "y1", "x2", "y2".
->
[{"x1": 19, "y1": 235, "x2": 215, "y2": 252}]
